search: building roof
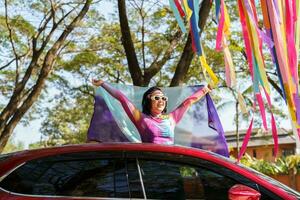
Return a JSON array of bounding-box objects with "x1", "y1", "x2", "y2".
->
[{"x1": 225, "y1": 128, "x2": 296, "y2": 148}]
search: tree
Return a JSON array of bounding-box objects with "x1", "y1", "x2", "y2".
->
[
  {"x1": 0, "y1": 0, "x2": 93, "y2": 152},
  {"x1": 40, "y1": 95, "x2": 93, "y2": 146},
  {"x1": 118, "y1": 0, "x2": 212, "y2": 86}
]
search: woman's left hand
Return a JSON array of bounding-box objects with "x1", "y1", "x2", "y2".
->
[
  {"x1": 207, "y1": 84, "x2": 213, "y2": 91},
  {"x1": 92, "y1": 79, "x2": 104, "y2": 87}
]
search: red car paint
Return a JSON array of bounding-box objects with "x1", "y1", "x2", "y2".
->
[{"x1": 0, "y1": 143, "x2": 299, "y2": 200}]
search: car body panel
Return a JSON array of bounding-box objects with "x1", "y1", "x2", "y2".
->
[{"x1": 0, "y1": 143, "x2": 299, "y2": 200}]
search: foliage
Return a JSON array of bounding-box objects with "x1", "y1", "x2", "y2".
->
[
  {"x1": 240, "y1": 154, "x2": 300, "y2": 175},
  {"x1": 39, "y1": 94, "x2": 93, "y2": 147},
  {"x1": 180, "y1": 166, "x2": 198, "y2": 177},
  {"x1": 3, "y1": 140, "x2": 24, "y2": 153},
  {"x1": 286, "y1": 155, "x2": 300, "y2": 175}
]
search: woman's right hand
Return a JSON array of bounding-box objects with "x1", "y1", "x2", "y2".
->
[{"x1": 92, "y1": 79, "x2": 104, "y2": 87}]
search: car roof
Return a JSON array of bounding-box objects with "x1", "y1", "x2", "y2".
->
[
  {"x1": 1, "y1": 143, "x2": 229, "y2": 162},
  {"x1": 0, "y1": 143, "x2": 233, "y2": 174}
]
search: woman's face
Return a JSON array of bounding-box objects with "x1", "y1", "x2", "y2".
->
[{"x1": 149, "y1": 90, "x2": 167, "y2": 116}]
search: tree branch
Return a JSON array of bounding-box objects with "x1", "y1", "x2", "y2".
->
[
  {"x1": 144, "y1": 29, "x2": 182, "y2": 85},
  {"x1": 0, "y1": 52, "x2": 28, "y2": 70},
  {"x1": 267, "y1": 74, "x2": 284, "y2": 98},
  {"x1": 4, "y1": 0, "x2": 20, "y2": 84}
]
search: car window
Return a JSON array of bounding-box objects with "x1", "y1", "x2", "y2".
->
[
  {"x1": 0, "y1": 151, "x2": 130, "y2": 198},
  {"x1": 126, "y1": 152, "x2": 281, "y2": 200},
  {"x1": 133, "y1": 159, "x2": 236, "y2": 200}
]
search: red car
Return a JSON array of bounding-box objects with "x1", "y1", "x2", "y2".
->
[{"x1": 0, "y1": 143, "x2": 299, "y2": 200}]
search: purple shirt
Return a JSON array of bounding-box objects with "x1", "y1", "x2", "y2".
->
[{"x1": 100, "y1": 83, "x2": 209, "y2": 144}]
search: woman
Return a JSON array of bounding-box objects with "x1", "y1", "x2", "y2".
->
[{"x1": 92, "y1": 79, "x2": 211, "y2": 144}]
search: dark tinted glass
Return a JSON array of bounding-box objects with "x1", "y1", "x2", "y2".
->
[
  {"x1": 127, "y1": 152, "x2": 281, "y2": 200},
  {"x1": 136, "y1": 159, "x2": 237, "y2": 199},
  {"x1": 0, "y1": 152, "x2": 129, "y2": 198}
]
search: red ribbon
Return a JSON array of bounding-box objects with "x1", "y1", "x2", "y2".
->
[{"x1": 238, "y1": 117, "x2": 254, "y2": 161}]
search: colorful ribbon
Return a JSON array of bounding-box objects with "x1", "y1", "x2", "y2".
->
[
  {"x1": 237, "y1": 0, "x2": 281, "y2": 159},
  {"x1": 169, "y1": 0, "x2": 219, "y2": 86}
]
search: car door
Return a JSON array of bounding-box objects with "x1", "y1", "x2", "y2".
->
[{"x1": 125, "y1": 151, "x2": 286, "y2": 200}]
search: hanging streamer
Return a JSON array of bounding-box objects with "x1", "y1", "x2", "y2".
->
[
  {"x1": 237, "y1": 0, "x2": 282, "y2": 160},
  {"x1": 169, "y1": 0, "x2": 219, "y2": 86},
  {"x1": 215, "y1": 0, "x2": 225, "y2": 51},
  {"x1": 255, "y1": 92, "x2": 268, "y2": 130},
  {"x1": 271, "y1": 113, "x2": 278, "y2": 157},
  {"x1": 182, "y1": 0, "x2": 193, "y2": 21},
  {"x1": 169, "y1": 0, "x2": 300, "y2": 159},
  {"x1": 200, "y1": 56, "x2": 219, "y2": 87},
  {"x1": 262, "y1": 0, "x2": 300, "y2": 133},
  {"x1": 174, "y1": 0, "x2": 185, "y2": 17},
  {"x1": 215, "y1": 0, "x2": 235, "y2": 87},
  {"x1": 189, "y1": 0, "x2": 202, "y2": 55},
  {"x1": 238, "y1": 117, "x2": 254, "y2": 161},
  {"x1": 238, "y1": 92, "x2": 248, "y2": 114},
  {"x1": 169, "y1": 0, "x2": 187, "y2": 33},
  {"x1": 224, "y1": 41, "x2": 236, "y2": 87}
]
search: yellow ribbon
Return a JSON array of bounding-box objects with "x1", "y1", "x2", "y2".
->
[
  {"x1": 238, "y1": 92, "x2": 248, "y2": 114},
  {"x1": 199, "y1": 56, "x2": 219, "y2": 87},
  {"x1": 182, "y1": 0, "x2": 193, "y2": 21},
  {"x1": 224, "y1": 4, "x2": 231, "y2": 36}
]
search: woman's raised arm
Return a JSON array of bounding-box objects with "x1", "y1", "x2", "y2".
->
[
  {"x1": 170, "y1": 85, "x2": 211, "y2": 124},
  {"x1": 92, "y1": 79, "x2": 142, "y2": 125}
]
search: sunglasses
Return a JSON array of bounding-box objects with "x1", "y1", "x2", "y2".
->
[{"x1": 149, "y1": 95, "x2": 168, "y2": 101}]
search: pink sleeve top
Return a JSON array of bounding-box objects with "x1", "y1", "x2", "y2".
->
[{"x1": 100, "y1": 83, "x2": 210, "y2": 144}]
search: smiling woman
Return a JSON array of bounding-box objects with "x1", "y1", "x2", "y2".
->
[
  {"x1": 141, "y1": 86, "x2": 168, "y2": 117},
  {"x1": 91, "y1": 79, "x2": 211, "y2": 144}
]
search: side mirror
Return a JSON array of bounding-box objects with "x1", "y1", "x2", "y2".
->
[{"x1": 228, "y1": 184, "x2": 261, "y2": 200}]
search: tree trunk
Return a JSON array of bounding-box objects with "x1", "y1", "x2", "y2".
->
[
  {"x1": 0, "y1": 0, "x2": 92, "y2": 153},
  {"x1": 118, "y1": 0, "x2": 144, "y2": 86}
]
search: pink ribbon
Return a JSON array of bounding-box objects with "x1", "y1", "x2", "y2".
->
[
  {"x1": 237, "y1": 0, "x2": 254, "y2": 76},
  {"x1": 267, "y1": 0, "x2": 289, "y2": 84},
  {"x1": 285, "y1": 0, "x2": 297, "y2": 84},
  {"x1": 215, "y1": 0, "x2": 225, "y2": 51},
  {"x1": 238, "y1": 117, "x2": 254, "y2": 161},
  {"x1": 271, "y1": 113, "x2": 278, "y2": 157},
  {"x1": 256, "y1": 93, "x2": 268, "y2": 130}
]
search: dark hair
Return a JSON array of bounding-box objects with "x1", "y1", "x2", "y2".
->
[{"x1": 142, "y1": 86, "x2": 167, "y2": 115}]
